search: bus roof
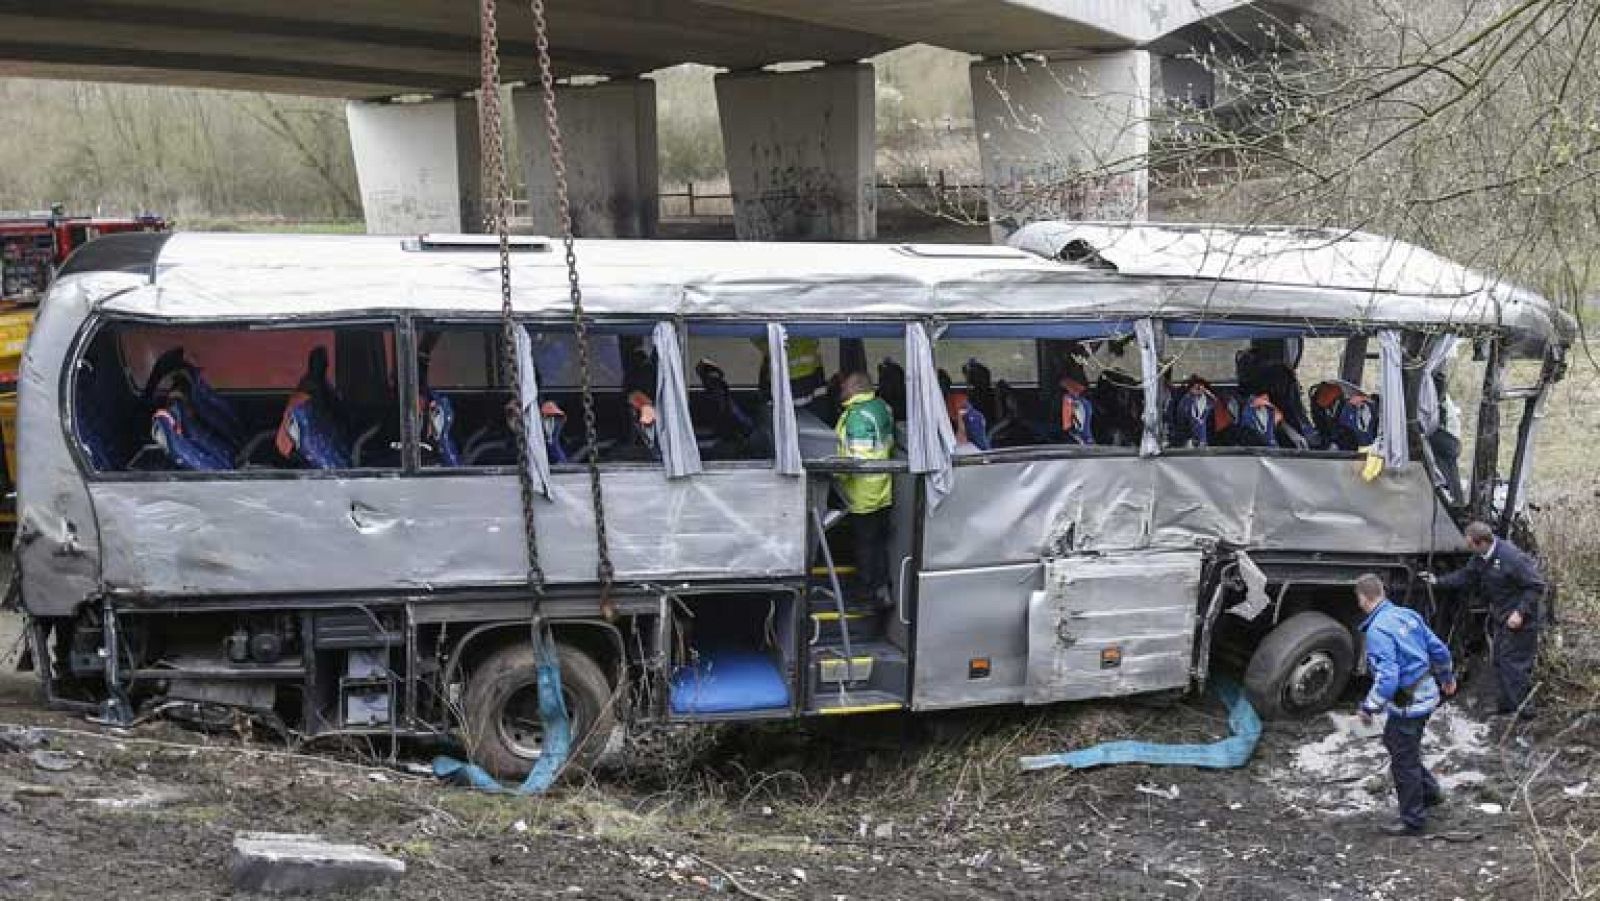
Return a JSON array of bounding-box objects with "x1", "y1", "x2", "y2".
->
[{"x1": 79, "y1": 223, "x2": 1572, "y2": 344}]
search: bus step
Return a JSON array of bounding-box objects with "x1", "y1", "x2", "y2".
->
[
  {"x1": 809, "y1": 609, "x2": 883, "y2": 644},
  {"x1": 813, "y1": 691, "x2": 905, "y2": 716},
  {"x1": 817, "y1": 655, "x2": 876, "y2": 684},
  {"x1": 811, "y1": 641, "x2": 907, "y2": 698},
  {"x1": 809, "y1": 565, "x2": 857, "y2": 578}
]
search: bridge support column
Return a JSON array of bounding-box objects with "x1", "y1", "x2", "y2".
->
[
  {"x1": 970, "y1": 51, "x2": 1150, "y2": 240},
  {"x1": 715, "y1": 64, "x2": 876, "y2": 240},
  {"x1": 514, "y1": 79, "x2": 658, "y2": 238},
  {"x1": 346, "y1": 98, "x2": 483, "y2": 235}
]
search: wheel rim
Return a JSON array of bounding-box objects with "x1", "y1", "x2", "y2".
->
[
  {"x1": 1284, "y1": 649, "x2": 1337, "y2": 710},
  {"x1": 498, "y1": 682, "x2": 578, "y2": 760}
]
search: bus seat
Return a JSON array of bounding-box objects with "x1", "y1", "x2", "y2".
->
[
  {"x1": 1089, "y1": 370, "x2": 1142, "y2": 447},
  {"x1": 961, "y1": 357, "x2": 996, "y2": 423},
  {"x1": 988, "y1": 379, "x2": 1039, "y2": 448},
  {"x1": 151, "y1": 400, "x2": 232, "y2": 471},
  {"x1": 275, "y1": 392, "x2": 352, "y2": 469},
  {"x1": 143, "y1": 347, "x2": 246, "y2": 447},
  {"x1": 421, "y1": 391, "x2": 461, "y2": 466},
  {"x1": 1169, "y1": 376, "x2": 1234, "y2": 448},
  {"x1": 1309, "y1": 380, "x2": 1380, "y2": 450},
  {"x1": 1234, "y1": 394, "x2": 1282, "y2": 448}
]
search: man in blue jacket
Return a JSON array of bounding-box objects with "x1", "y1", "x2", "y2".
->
[
  {"x1": 1355, "y1": 573, "x2": 1457, "y2": 836},
  {"x1": 1422, "y1": 521, "x2": 1546, "y2": 718}
]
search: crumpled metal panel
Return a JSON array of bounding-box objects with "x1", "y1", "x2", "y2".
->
[
  {"x1": 1026, "y1": 551, "x2": 1202, "y2": 704},
  {"x1": 15, "y1": 273, "x2": 147, "y2": 617},
  {"x1": 924, "y1": 456, "x2": 1460, "y2": 571},
  {"x1": 90, "y1": 468, "x2": 805, "y2": 598}
]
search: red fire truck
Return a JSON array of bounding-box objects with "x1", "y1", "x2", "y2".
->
[{"x1": 0, "y1": 209, "x2": 169, "y2": 526}]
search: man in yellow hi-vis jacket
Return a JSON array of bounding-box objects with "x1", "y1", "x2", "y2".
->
[{"x1": 836, "y1": 371, "x2": 895, "y2": 606}]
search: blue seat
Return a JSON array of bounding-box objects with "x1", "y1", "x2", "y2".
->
[
  {"x1": 276, "y1": 392, "x2": 352, "y2": 469},
  {"x1": 669, "y1": 649, "x2": 791, "y2": 715},
  {"x1": 152, "y1": 400, "x2": 232, "y2": 471},
  {"x1": 422, "y1": 390, "x2": 461, "y2": 466}
]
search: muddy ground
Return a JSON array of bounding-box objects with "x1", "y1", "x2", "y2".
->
[{"x1": 1, "y1": 626, "x2": 1597, "y2": 901}]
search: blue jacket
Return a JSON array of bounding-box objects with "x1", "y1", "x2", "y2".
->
[
  {"x1": 1360, "y1": 599, "x2": 1454, "y2": 719},
  {"x1": 1437, "y1": 538, "x2": 1546, "y2": 627}
]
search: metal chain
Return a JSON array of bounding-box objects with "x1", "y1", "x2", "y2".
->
[
  {"x1": 478, "y1": 0, "x2": 544, "y2": 596},
  {"x1": 529, "y1": 0, "x2": 617, "y2": 619}
]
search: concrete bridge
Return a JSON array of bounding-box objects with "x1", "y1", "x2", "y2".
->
[{"x1": 0, "y1": 0, "x2": 1316, "y2": 238}]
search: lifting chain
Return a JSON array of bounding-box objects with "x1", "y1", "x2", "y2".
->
[
  {"x1": 478, "y1": 0, "x2": 617, "y2": 619},
  {"x1": 478, "y1": 0, "x2": 544, "y2": 600}
]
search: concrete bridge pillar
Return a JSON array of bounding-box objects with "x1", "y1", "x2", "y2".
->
[
  {"x1": 715, "y1": 63, "x2": 876, "y2": 241},
  {"x1": 970, "y1": 51, "x2": 1151, "y2": 240},
  {"x1": 513, "y1": 79, "x2": 659, "y2": 238},
  {"x1": 346, "y1": 97, "x2": 483, "y2": 235}
]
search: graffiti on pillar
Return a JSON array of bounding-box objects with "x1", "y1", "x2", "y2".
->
[{"x1": 731, "y1": 166, "x2": 856, "y2": 240}]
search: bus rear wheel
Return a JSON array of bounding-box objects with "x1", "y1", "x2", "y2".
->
[
  {"x1": 1244, "y1": 612, "x2": 1355, "y2": 718},
  {"x1": 463, "y1": 641, "x2": 614, "y2": 781}
]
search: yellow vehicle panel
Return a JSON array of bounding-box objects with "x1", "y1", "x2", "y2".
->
[{"x1": 0, "y1": 305, "x2": 34, "y2": 513}]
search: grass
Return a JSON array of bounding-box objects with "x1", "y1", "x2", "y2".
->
[{"x1": 176, "y1": 216, "x2": 365, "y2": 234}]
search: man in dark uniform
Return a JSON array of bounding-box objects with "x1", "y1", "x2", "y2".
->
[{"x1": 1422, "y1": 521, "x2": 1547, "y2": 718}]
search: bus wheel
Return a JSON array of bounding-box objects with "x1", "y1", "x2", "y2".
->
[
  {"x1": 463, "y1": 641, "x2": 615, "y2": 781},
  {"x1": 1244, "y1": 612, "x2": 1354, "y2": 719}
]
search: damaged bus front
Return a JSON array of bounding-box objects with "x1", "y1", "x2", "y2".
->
[{"x1": 10, "y1": 224, "x2": 1573, "y2": 777}]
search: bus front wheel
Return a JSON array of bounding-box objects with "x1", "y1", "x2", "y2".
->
[
  {"x1": 463, "y1": 641, "x2": 615, "y2": 781},
  {"x1": 1243, "y1": 612, "x2": 1355, "y2": 719}
]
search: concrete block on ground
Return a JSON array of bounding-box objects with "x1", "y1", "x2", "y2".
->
[{"x1": 231, "y1": 832, "x2": 404, "y2": 895}]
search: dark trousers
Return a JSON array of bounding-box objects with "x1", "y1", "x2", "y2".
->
[
  {"x1": 1492, "y1": 623, "x2": 1539, "y2": 715},
  {"x1": 849, "y1": 508, "x2": 892, "y2": 605},
  {"x1": 1383, "y1": 713, "x2": 1441, "y2": 829}
]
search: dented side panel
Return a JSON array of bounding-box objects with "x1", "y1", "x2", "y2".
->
[
  {"x1": 922, "y1": 455, "x2": 1463, "y2": 571},
  {"x1": 15, "y1": 274, "x2": 143, "y2": 617},
  {"x1": 88, "y1": 469, "x2": 807, "y2": 598}
]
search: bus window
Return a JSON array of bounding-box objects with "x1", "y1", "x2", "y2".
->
[
  {"x1": 685, "y1": 330, "x2": 771, "y2": 462},
  {"x1": 934, "y1": 331, "x2": 1140, "y2": 450},
  {"x1": 1163, "y1": 331, "x2": 1394, "y2": 453},
  {"x1": 416, "y1": 323, "x2": 659, "y2": 469},
  {"x1": 82, "y1": 321, "x2": 399, "y2": 473}
]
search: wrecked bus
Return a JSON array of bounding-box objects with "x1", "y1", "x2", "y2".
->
[{"x1": 11, "y1": 224, "x2": 1573, "y2": 777}]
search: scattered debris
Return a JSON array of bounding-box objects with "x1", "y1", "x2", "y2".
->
[
  {"x1": 0, "y1": 726, "x2": 46, "y2": 753},
  {"x1": 28, "y1": 749, "x2": 77, "y2": 772},
  {"x1": 230, "y1": 832, "x2": 405, "y2": 895},
  {"x1": 1135, "y1": 783, "x2": 1181, "y2": 801},
  {"x1": 1275, "y1": 707, "x2": 1491, "y2": 814}
]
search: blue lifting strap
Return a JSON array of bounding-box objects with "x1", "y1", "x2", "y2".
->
[
  {"x1": 432, "y1": 628, "x2": 572, "y2": 794},
  {"x1": 1018, "y1": 679, "x2": 1262, "y2": 771}
]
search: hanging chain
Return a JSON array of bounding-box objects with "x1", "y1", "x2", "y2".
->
[
  {"x1": 478, "y1": 0, "x2": 543, "y2": 596},
  {"x1": 529, "y1": 0, "x2": 616, "y2": 619}
]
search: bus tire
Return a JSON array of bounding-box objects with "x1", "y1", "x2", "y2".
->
[
  {"x1": 463, "y1": 641, "x2": 615, "y2": 781},
  {"x1": 1244, "y1": 612, "x2": 1354, "y2": 719}
]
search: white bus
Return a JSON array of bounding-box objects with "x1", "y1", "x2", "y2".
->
[{"x1": 10, "y1": 223, "x2": 1571, "y2": 777}]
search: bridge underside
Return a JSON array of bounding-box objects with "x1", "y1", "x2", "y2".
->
[{"x1": 0, "y1": 0, "x2": 1316, "y2": 240}]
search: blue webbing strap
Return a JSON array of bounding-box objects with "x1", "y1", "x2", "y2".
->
[
  {"x1": 432, "y1": 629, "x2": 572, "y2": 794},
  {"x1": 1018, "y1": 679, "x2": 1263, "y2": 771}
]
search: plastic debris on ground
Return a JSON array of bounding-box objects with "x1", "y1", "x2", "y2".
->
[
  {"x1": 1018, "y1": 679, "x2": 1261, "y2": 772},
  {"x1": 1272, "y1": 704, "x2": 1491, "y2": 815}
]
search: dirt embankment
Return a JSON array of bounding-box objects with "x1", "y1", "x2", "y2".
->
[{"x1": 2, "y1": 660, "x2": 1597, "y2": 901}]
